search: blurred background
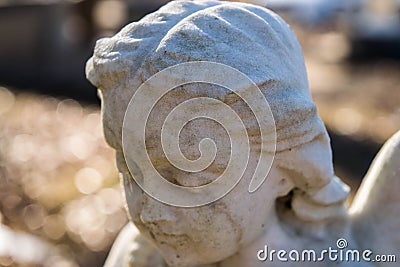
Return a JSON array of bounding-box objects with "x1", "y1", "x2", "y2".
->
[{"x1": 0, "y1": 0, "x2": 399, "y2": 266}]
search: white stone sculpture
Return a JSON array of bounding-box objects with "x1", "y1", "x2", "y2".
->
[{"x1": 85, "y1": 1, "x2": 400, "y2": 266}]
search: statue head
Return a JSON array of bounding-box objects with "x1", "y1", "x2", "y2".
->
[{"x1": 86, "y1": 1, "x2": 349, "y2": 266}]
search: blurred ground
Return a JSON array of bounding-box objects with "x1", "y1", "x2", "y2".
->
[
  {"x1": 0, "y1": 91, "x2": 127, "y2": 267},
  {"x1": 0, "y1": 2, "x2": 399, "y2": 267}
]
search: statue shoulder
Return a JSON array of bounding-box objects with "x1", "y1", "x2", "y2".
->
[{"x1": 104, "y1": 223, "x2": 166, "y2": 267}]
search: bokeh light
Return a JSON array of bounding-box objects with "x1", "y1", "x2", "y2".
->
[{"x1": 0, "y1": 87, "x2": 127, "y2": 266}]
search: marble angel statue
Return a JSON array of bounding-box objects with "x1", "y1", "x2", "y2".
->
[{"x1": 85, "y1": 1, "x2": 400, "y2": 266}]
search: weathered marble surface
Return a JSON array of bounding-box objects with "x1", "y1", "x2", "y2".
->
[{"x1": 86, "y1": 1, "x2": 400, "y2": 266}]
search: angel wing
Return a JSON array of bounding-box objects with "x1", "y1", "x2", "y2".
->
[{"x1": 350, "y1": 130, "x2": 400, "y2": 262}]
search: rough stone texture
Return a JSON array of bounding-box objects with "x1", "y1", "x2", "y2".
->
[
  {"x1": 86, "y1": 1, "x2": 400, "y2": 266},
  {"x1": 85, "y1": 0, "x2": 325, "y2": 153}
]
